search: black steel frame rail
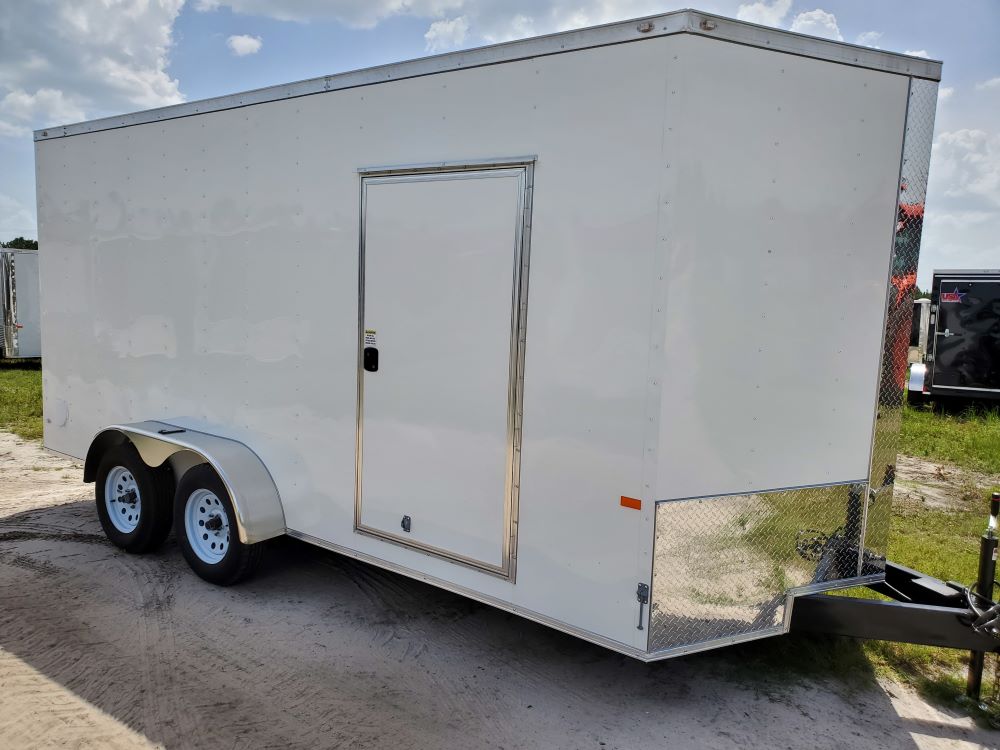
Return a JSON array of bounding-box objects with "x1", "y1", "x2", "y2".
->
[{"x1": 790, "y1": 592, "x2": 998, "y2": 652}]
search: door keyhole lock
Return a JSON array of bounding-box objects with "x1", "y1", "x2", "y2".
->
[{"x1": 401, "y1": 515, "x2": 411, "y2": 533}]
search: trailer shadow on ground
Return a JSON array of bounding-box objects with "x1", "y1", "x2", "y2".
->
[{"x1": 0, "y1": 493, "x2": 991, "y2": 749}]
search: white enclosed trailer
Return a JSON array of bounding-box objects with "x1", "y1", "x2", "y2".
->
[
  {"x1": 1, "y1": 248, "x2": 41, "y2": 359},
  {"x1": 35, "y1": 10, "x2": 940, "y2": 660}
]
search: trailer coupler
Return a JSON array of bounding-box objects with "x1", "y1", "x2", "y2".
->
[{"x1": 790, "y1": 493, "x2": 1000, "y2": 701}]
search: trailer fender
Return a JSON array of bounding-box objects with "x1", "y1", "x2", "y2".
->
[
  {"x1": 908, "y1": 362, "x2": 927, "y2": 394},
  {"x1": 84, "y1": 421, "x2": 285, "y2": 544}
]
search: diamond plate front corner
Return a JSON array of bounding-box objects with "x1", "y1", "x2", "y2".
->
[
  {"x1": 648, "y1": 483, "x2": 867, "y2": 655},
  {"x1": 862, "y1": 78, "x2": 940, "y2": 570}
]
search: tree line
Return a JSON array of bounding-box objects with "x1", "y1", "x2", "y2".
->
[{"x1": 1, "y1": 237, "x2": 38, "y2": 250}]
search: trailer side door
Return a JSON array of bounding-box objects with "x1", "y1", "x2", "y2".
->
[{"x1": 355, "y1": 165, "x2": 530, "y2": 578}]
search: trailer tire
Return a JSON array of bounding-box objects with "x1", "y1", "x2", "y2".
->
[
  {"x1": 95, "y1": 443, "x2": 174, "y2": 553},
  {"x1": 175, "y1": 464, "x2": 262, "y2": 586}
]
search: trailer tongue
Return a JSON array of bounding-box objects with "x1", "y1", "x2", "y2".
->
[{"x1": 792, "y1": 493, "x2": 1000, "y2": 701}]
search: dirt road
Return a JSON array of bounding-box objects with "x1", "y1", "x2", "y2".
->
[{"x1": 0, "y1": 431, "x2": 994, "y2": 749}]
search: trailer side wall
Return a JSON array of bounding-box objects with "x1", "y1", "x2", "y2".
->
[
  {"x1": 36, "y1": 30, "x2": 919, "y2": 655},
  {"x1": 37, "y1": 36, "x2": 676, "y2": 651}
]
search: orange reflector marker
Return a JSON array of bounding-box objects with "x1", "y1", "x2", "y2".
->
[{"x1": 620, "y1": 496, "x2": 642, "y2": 511}]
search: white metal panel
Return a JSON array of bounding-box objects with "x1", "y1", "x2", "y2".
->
[
  {"x1": 358, "y1": 170, "x2": 524, "y2": 572},
  {"x1": 13, "y1": 252, "x2": 41, "y2": 357},
  {"x1": 654, "y1": 35, "x2": 909, "y2": 499},
  {"x1": 36, "y1": 37, "x2": 670, "y2": 650}
]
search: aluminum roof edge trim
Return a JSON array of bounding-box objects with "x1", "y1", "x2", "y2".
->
[{"x1": 33, "y1": 9, "x2": 942, "y2": 142}]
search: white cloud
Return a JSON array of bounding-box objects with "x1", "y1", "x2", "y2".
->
[
  {"x1": 976, "y1": 77, "x2": 1000, "y2": 90},
  {"x1": 736, "y1": 0, "x2": 792, "y2": 26},
  {"x1": 453, "y1": 1, "x2": 665, "y2": 44},
  {"x1": 789, "y1": 9, "x2": 843, "y2": 41},
  {"x1": 921, "y1": 129, "x2": 1000, "y2": 285},
  {"x1": 197, "y1": 0, "x2": 465, "y2": 29},
  {"x1": 0, "y1": 0, "x2": 184, "y2": 137},
  {"x1": 930, "y1": 130, "x2": 1000, "y2": 206},
  {"x1": 855, "y1": 30, "x2": 882, "y2": 48},
  {"x1": 904, "y1": 50, "x2": 929, "y2": 58},
  {"x1": 0, "y1": 88, "x2": 84, "y2": 128},
  {"x1": 425, "y1": 17, "x2": 469, "y2": 52},
  {"x1": 198, "y1": 0, "x2": 666, "y2": 45},
  {"x1": 0, "y1": 121, "x2": 29, "y2": 138},
  {"x1": 0, "y1": 192, "x2": 37, "y2": 240},
  {"x1": 227, "y1": 34, "x2": 263, "y2": 56},
  {"x1": 479, "y1": 12, "x2": 536, "y2": 43},
  {"x1": 938, "y1": 87, "x2": 954, "y2": 102}
]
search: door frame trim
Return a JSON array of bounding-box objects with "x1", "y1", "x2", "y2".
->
[{"x1": 353, "y1": 157, "x2": 536, "y2": 581}]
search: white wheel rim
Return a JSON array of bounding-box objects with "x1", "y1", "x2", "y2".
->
[
  {"x1": 105, "y1": 466, "x2": 142, "y2": 533},
  {"x1": 185, "y1": 489, "x2": 231, "y2": 564}
]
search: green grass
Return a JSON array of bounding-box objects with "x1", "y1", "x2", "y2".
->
[
  {"x1": 0, "y1": 361, "x2": 42, "y2": 440},
  {"x1": 901, "y1": 402, "x2": 1000, "y2": 474}
]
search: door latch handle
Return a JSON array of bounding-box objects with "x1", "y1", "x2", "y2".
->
[
  {"x1": 363, "y1": 346, "x2": 379, "y2": 372},
  {"x1": 636, "y1": 583, "x2": 649, "y2": 630}
]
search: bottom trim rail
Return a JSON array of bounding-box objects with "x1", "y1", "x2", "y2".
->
[{"x1": 789, "y1": 593, "x2": 1000, "y2": 652}]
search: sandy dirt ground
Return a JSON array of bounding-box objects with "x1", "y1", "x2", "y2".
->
[{"x1": 0, "y1": 431, "x2": 997, "y2": 750}]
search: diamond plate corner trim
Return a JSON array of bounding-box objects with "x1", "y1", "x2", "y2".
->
[
  {"x1": 648, "y1": 482, "x2": 867, "y2": 654},
  {"x1": 861, "y1": 77, "x2": 940, "y2": 574}
]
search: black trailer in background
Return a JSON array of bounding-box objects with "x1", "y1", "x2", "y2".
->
[{"x1": 909, "y1": 269, "x2": 1000, "y2": 404}]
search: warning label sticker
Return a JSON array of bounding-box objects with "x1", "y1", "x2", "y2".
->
[{"x1": 364, "y1": 329, "x2": 377, "y2": 347}]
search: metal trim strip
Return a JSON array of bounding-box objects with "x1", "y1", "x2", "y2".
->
[
  {"x1": 786, "y1": 573, "x2": 885, "y2": 598},
  {"x1": 34, "y1": 10, "x2": 941, "y2": 142},
  {"x1": 860, "y1": 77, "x2": 913, "y2": 577},
  {"x1": 929, "y1": 385, "x2": 1000, "y2": 394},
  {"x1": 358, "y1": 156, "x2": 538, "y2": 175},
  {"x1": 654, "y1": 478, "x2": 869, "y2": 504},
  {"x1": 645, "y1": 625, "x2": 787, "y2": 660},
  {"x1": 0, "y1": 251, "x2": 15, "y2": 358},
  {"x1": 862, "y1": 77, "x2": 939, "y2": 571}
]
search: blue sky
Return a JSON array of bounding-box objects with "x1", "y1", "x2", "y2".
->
[{"x1": 0, "y1": 0, "x2": 997, "y2": 287}]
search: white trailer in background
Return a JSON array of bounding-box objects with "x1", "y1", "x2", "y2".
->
[
  {"x1": 1, "y1": 249, "x2": 41, "y2": 359},
  {"x1": 34, "y1": 10, "x2": 940, "y2": 660},
  {"x1": 910, "y1": 297, "x2": 932, "y2": 364}
]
